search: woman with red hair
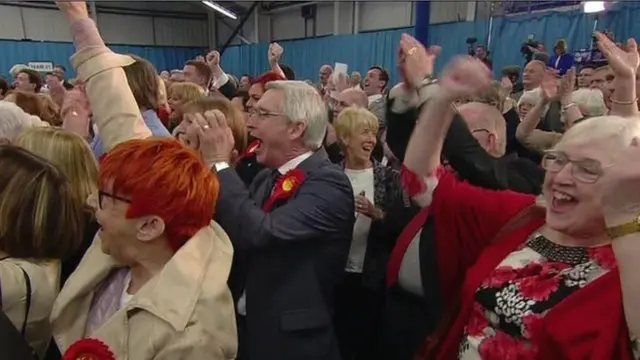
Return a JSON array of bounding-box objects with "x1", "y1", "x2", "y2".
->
[
  {"x1": 50, "y1": 2, "x2": 237, "y2": 359},
  {"x1": 246, "y1": 71, "x2": 286, "y2": 110}
]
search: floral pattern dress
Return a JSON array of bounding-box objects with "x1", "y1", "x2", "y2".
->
[{"x1": 458, "y1": 233, "x2": 639, "y2": 359}]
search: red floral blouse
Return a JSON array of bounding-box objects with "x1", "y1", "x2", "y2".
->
[{"x1": 458, "y1": 234, "x2": 638, "y2": 359}]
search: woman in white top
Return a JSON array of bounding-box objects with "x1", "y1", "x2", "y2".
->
[
  {"x1": 331, "y1": 107, "x2": 409, "y2": 360},
  {"x1": 0, "y1": 146, "x2": 84, "y2": 358}
]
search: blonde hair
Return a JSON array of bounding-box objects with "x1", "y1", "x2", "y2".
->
[
  {"x1": 0, "y1": 146, "x2": 83, "y2": 259},
  {"x1": 157, "y1": 75, "x2": 168, "y2": 105},
  {"x1": 333, "y1": 107, "x2": 379, "y2": 145},
  {"x1": 14, "y1": 127, "x2": 98, "y2": 203},
  {"x1": 169, "y1": 82, "x2": 205, "y2": 103}
]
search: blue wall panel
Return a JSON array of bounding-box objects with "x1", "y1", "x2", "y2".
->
[{"x1": 0, "y1": 40, "x2": 204, "y2": 79}]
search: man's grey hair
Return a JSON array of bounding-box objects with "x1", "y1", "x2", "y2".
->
[
  {"x1": 265, "y1": 80, "x2": 328, "y2": 150},
  {"x1": 0, "y1": 101, "x2": 46, "y2": 142}
]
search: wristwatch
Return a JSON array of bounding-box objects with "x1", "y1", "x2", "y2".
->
[
  {"x1": 212, "y1": 162, "x2": 229, "y2": 172},
  {"x1": 606, "y1": 215, "x2": 640, "y2": 239}
]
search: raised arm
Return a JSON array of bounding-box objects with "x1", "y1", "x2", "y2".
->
[
  {"x1": 596, "y1": 32, "x2": 639, "y2": 118},
  {"x1": 58, "y1": 1, "x2": 151, "y2": 151}
]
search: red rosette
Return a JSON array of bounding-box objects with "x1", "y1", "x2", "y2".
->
[
  {"x1": 62, "y1": 338, "x2": 115, "y2": 360},
  {"x1": 262, "y1": 168, "x2": 306, "y2": 211}
]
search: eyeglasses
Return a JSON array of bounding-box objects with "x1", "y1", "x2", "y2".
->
[
  {"x1": 248, "y1": 108, "x2": 285, "y2": 119},
  {"x1": 541, "y1": 150, "x2": 608, "y2": 183},
  {"x1": 98, "y1": 190, "x2": 131, "y2": 209}
]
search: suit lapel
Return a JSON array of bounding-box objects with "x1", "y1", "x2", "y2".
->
[{"x1": 266, "y1": 149, "x2": 329, "y2": 210}]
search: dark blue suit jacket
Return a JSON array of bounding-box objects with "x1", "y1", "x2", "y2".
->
[
  {"x1": 215, "y1": 148, "x2": 354, "y2": 360},
  {"x1": 548, "y1": 53, "x2": 574, "y2": 75}
]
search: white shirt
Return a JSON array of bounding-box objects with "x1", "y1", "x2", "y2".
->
[
  {"x1": 237, "y1": 151, "x2": 314, "y2": 316},
  {"x1": 120, "y1": 270, "x2": 134, "y2": 309},
  {"x1": 368, "y1": 93, "x2": 383, "y2": 106},
  {"x1": 344, "y1": 168, "x2": 375, "y2": 273}
]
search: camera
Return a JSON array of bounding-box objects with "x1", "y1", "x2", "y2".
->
[
  {"x1": 573, "y1": 29, "x2": 612, "y2": 66},
  {"x1": 466, "y1": 37, "x2": 477, "y2": 56},
  {"x1": 520, "y1": 34, "x2": 540, "y2": 63}
]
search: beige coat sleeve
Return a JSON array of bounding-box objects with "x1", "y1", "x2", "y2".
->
[
  {"x1": 518, "y1": 129, "x2": 563, "y2": 154},
  {"x1": 71, "y1": 46, "x2": 151, "y2": 151},
  {"x1": 154, "y1": 325, "x2": 236, "y2": 360}
]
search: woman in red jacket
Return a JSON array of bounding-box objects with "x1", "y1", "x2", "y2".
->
[{"x1": 399, "y1": 32, "x2": 640, "y2": 359}]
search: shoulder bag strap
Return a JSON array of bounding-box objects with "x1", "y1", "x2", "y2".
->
[{"x1": 17, "y1": 266, "x2": 32, "y2": 337}]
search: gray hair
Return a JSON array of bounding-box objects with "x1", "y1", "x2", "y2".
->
[
  {"x1": 0, "y1": 101, "x2": 45, "y2": 141},
  {"x1": 517, "y1": 87, "x2": 549, "y2": 116},
  {"x1": 558, "y1": 115, "x2": 640, "y2": 151},
  {"x1": 571, "y1": 88, "x2": 607, "y2": 118},
  {"x1": 265, "y1": 80, "x2": 328, "y2": 150}
]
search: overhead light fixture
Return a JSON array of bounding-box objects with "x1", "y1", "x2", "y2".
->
[
  {"x1": 201, "y1": 1, "x2": 238, "y2": 20},
  {"x1": 582, "y1": 1, "x2": 606, "y2": 13}
]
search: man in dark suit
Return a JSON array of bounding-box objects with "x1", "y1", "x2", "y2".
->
[{"x1": 194, "y1": 80, "x2": 354, "y2": 360}]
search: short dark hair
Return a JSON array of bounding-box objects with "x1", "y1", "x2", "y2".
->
[
  {"x1": 232, "y1": 89, "x2": 250, "y2": 110},
  {"x1": 0, "y1": 77, "x2": 8, "y2": 97},
  {"x1": 54, "y1": 65, "x2": 66, "y2": 72},
  {"x1": 279, "y1": 64, "x2": 295, "y2": 80},
  {"x1": 185, "y1": 60, "x2": 213, "y2": 85},
  {"x1": 580, "y1": 64, "x2": 596, "y2": 71},
  {"x1": 18, "y1": 69, "x2": 43, "y2": 92},
  {"x1": 368, "y1": 66, "x2": 389, "y2": 89},
  {"x1": 123, "y1": 55, "x2": 160, "y2": 111}
]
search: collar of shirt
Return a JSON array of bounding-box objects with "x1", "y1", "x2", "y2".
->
[
  {"x1": 368, "y1": 94, "x2": 383, "y2": 105},
  {"x1": 277, "y1": 151, "x2": 313, "y2": 175}
]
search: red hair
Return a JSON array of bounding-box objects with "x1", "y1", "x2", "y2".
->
[
  {"x1": 251, "y1": 71, "x2": 285, "y2": 89},
  {"x1": 99, "y1": 138, "x2": 218, "y2": 251}
]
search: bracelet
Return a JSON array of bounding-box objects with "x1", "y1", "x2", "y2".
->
[
  {"x1": 561, "y1": 102, "x2": 576, "y2": 111},
  {"x1": 609, "y1": 97, "x2": 638, "y2": 105}
]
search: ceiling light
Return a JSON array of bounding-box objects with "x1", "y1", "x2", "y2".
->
[
  {"x1": 582, "y1": 1, "x2": 606, "y2": 13},
  {"x1": 201, "y1": 1, "x2": 238, "y2": 20}
]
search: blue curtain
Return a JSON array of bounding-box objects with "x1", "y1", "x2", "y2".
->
[
  {"x1": 0, "y1": 40, "x2": 204, "y2": 79},
  {"x1": 221, "y1": 2, "x2": 640, "y2": 81}
]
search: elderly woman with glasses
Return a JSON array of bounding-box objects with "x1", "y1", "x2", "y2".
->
[{"x1": 401, "y1": 33, "x2": 640, "y2": 360}]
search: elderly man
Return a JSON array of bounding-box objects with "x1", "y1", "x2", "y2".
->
[{"x1": 198, "y1": 80, "x2": 354, "y2": 360}]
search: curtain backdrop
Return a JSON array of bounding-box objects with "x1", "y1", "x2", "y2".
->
[
  {"x1": 2, "y1": 2, "x2": 639, "y2": 83},
  {"x1": 221, "y1": 1, "x2": 640, "y2": 82},
  {"x1": 0, "y1": 40, "x2": 204, "y2": 79}
]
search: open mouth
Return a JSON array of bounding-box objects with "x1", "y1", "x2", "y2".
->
[{"x1": 551, "y1": 190, "x2": 577, "y2": 213}]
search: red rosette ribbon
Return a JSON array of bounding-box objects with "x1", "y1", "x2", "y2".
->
[
  {"x1": 62, "y1": 338, "x2": 116, "y2": 360},
  {"x1": 262, "y1": 168, "x2": 306, "y2": 211}
]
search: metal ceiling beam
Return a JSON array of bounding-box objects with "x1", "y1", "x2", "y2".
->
[{"x1": 218, "y1": 1, "x2": 258, "y2": 55}]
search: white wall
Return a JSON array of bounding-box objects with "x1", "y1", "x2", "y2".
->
[
  {"x1": 253, "y1": 1, "x2": 475, "y2": 42},
  {"x1": 0, "y1": 3, "x2": 208, "y2": 47}
]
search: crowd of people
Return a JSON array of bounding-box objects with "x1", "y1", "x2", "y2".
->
[{"x1": 1, "y1": 1, "x2": 640, "y2": 360}]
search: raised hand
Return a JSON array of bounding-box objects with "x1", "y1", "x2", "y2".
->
[
  {"x1": 192, "y1": 110, "x2": 235, "y2": 166},
  {"x1": 55, "y1": 1, "x2": 89, "y2": 22},
  {"x1": 206, "y1": 51, "x2": 220, "y2": 67},
  {"x1": 268, "y1": 43, "x2": 284, "y2": 64},
  {"x1": 558, "y1": 68, "x2": 576, "y2": 103},
  {"x1": 399, "y1": 33, "x2": 441, "y2": 88},
  {"x1": 596, "y1": 31, "x2": 639, "y2": 79},
  {"x1": 540, "y1": 69, "x2": 559, "y2": 102},
  {"x1": 500, "y1": 76, "x2": 513, "y2": 99},
  {"x1": 438, "y1": 56, "x2": 492, "y2": 101}
]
